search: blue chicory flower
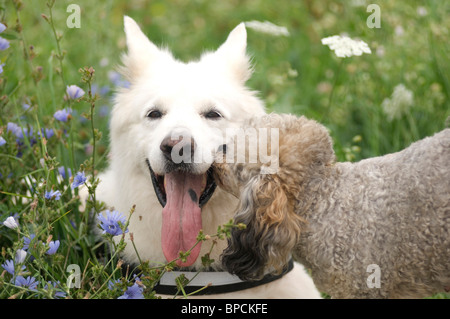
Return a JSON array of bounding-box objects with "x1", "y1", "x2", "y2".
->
[
  {"x1": 7, "y1": 122, "x2": 23, "y2": 139},
  {"x1": 108, "y1": 278, "x2": 121, "y2": 290},
  {"x1": 37, "y1": 128, "x2": 54, "y2": 140},
  {"x1": 66, "y1": 85, "x2": 85, "y2": 99},
  {"x1": 46, "y1": 240, "x2": 60, "y2": 255},
  {"x1": 71, "y1": 171, "x2": 86, "y2": 189},
  {"x1": 0, "y1": 37, "x2": 9, "y2": 50},
  {"x1": 15, "y1": 276, "x2": 39, "y2": 291},
  {"x1": 45, "y1": 281, "x2": 67, "y2": 298},
  {"x1": 97, "y1": 210, "x2": 129, "y2": 236},
  {"x1": 45, "y1": 190, "x2": 62, "y2": 200},
  {"x1": 0, "y1": 23, "x2": 6, "y2": 33},
  {"x1": 6, "y1": 123, "x2": 35, "y2": 142},
  {"x1": 23, "y1": 234, "x2": 36, "y2": 251},
  {"x1": 53, "y1": 108, "x2": 72, "y2": 122},
  {"x1": 44, "y1": 128, "x2": 54, "y2": 139},
  {"x1": 1, "y1": 259, "x2": 25, "y2": 276},
  {"x1": 118, "y1": 282, "x2": 144, "y2": 299},
  {"x1": 0, "y1": 63, "x2": 5, "y2": 74},
  {"x1": 0, "y1": 136, "x2": 5, "y2": 146},
  {"x1": 58, "y1": 166, "x2": 72, "y2": 179},
  {"x1": 1, "y1": 259, "x2": 15, "y2": 275}
]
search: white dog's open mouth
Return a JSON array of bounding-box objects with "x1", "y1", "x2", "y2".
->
[{"x1": 146, "y1": 159, "x2": 216, "y2": 267}]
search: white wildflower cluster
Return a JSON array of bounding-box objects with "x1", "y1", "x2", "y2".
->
[
  {"x1": 245, "y1": 20, "x2": 290, "y2": 37},
  {"x1": 381, "y1": 84, "x2": 414, "y2": 121},
  {"x1": 321, "y1": 35, "x2": 371, "y2": 58}
]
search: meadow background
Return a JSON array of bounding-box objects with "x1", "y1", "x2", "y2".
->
[{"x1": 0, "y1": 0, "x2": 448, "y2": 299}]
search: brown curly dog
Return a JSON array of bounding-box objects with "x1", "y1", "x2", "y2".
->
[{"x1": 214, "y1": 113, "x2": 450, "y2": 298}]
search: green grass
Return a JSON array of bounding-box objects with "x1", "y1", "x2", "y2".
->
[{"x1": 0, "y1": 0, "x2": 448, "y2": 299}]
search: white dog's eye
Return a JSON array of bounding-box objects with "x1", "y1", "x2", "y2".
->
[
  {"x1": 204, "y1": 110, "x2": 222, "y2": 120},
  {"x1": 147, "y1": 110, "x2": 163, "y2": 119}
]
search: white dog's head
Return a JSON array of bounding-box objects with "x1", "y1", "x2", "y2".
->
[{"x1": 109, "y1": 17, "x2": 265, "y2": 266}]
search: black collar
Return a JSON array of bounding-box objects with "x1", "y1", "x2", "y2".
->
[{"x1": 153, "y1": 258, "x2": 294, "y2": 296}]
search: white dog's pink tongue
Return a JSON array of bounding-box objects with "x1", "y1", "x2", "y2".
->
[{"x1": 161, "y1": 171, "x2": 205, "y2": 267}]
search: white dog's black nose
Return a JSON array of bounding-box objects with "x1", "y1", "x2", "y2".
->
[{"x1": 160, "y1": 133, "x2": 196, "y2": 163}]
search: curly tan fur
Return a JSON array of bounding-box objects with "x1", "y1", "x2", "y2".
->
[{"x1": 215, "y1": 113, "x2": 450, "y2": 298}]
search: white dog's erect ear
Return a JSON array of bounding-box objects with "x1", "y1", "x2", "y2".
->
[
  {"x1": 215, "y1": 23, "x2": 252, "y2": 83},
  {"x1": 121, "y1": 16, "x2": 170, "y2": 81},
  {"x1": 124, "y1": 16, "x2": 159, "y2": 54},
  {"x1": 219, "y1": 23, "x2": 247, "y2": 56}
]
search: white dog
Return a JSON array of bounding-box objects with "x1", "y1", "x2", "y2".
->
[{"x1": 95, "y1": 16, "x2": 320, "y2": 298}]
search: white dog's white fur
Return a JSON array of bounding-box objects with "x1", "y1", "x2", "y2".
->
[{"x1": 95, "y1": 16, "x2": 320, "y2": 298}]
